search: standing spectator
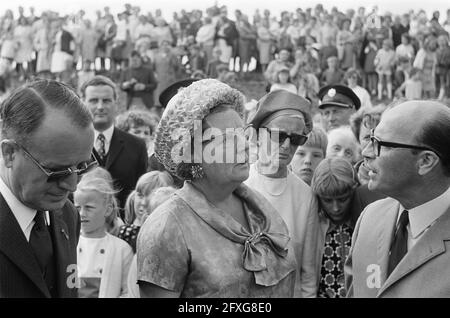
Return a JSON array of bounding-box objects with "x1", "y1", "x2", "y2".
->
[
  {"x1": 196, "y1": 17, "x2": 216, "y2": 63},
  {"x1": 120, "y1": 51, "x2": 158, "y2": 110},
  {"x1": 245, "y1": 90, "x2": 319, "y2": 297},
  {"x1": 80, "y1": 75, "x2": 148, "y2": 213},
  {"x1": 138, "y1": 79, "x2": 298, "y2": 298},
  {"x1": 345, "y1": 68, "x2": 372, "y2": 109},
  {"x1": 319, "y1": 35, "x2": 339, "y2": 72},
  {"x1": 206, "y1": 47, "x2": 227, "y2": 78},
  {"x1": 336, "y1": 19, "x2": 354, "y2": 70},
  {"x1": 257, "y1": 19, "x2": 274, "y2": 73},
  {"x1": 79, "y1": 19, "x2": 98, "y2": 69},
  {"x1": 290, "y1": 127, "x2": 328, "y2": 185},
  {"x1": 374, "y1": 39, "x2": 396, "y2": 100},
  {"x1": 94, "y1": 10, "x2": 108, "y2": 71},
  {"x1": 153, "y1": 40, "x2": 180, "y2": 106},
  {"x1": 188, "y1": 44, "x2": 207, "y2": 74},
  {"x1": 214, "y1": 15, "x2": 237, "y2": 65},
  {"x1": 312, "y1": 157, "x2": 358, "y2": 298},
  {"x1": 318, "y1": 84, "x2": 361, "y2": 132},
  {"x1": 436, "y1": 34, "x2": 450, "y2": 100},
  {"x1": 361, "y1": 36, "x2": 379, "y2": 96},
  {"x1": 395, "y1": 67, "x2": 423, "y2": 99},
  {"x1": 0, "y1": 79, "x2": 95, "y2": 298},
  {"x1": 236, "y1": 14, "x2": 256, "y2": 73},
  {"x1": 153, "y1": 17, "x2": 173, "y2": 47},
  {"x1": 413, "y1": 36, "x2": 438, "y2": 98},
  {"x1": 33, "y1": 14, "x2": 52, "y2": 75},
  {"x1": 395, "y1": 33, "x2": 415, "y2": 63},
  {"x1": 119, "y1": 171, "x2": 174, "y2": 253},
  {"x1": 391, "y1": 15, "x2": 410, "y2": 48},
  {"x1": 345, "y1": 101, "x2": 450, "y2": 297},
  {"x1": 320, "y1": 15, "x2": 338, "y2": 47},
  {"x1": 75, "y1": 167, "x2": 133, "y2": 298},
  {"x1": 50, "y1": 18, "x2": 76, "y2": 80},
  {"x1": 14, "y1": 16, "x2": 33, "y2": 81},
  {"x1": 326, "y1": 126, "x2": 361, "y2": 164}
]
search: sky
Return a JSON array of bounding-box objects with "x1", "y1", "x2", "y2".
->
[{"x1": 1, "y1": 0, "x2": 449, "y2": 20}]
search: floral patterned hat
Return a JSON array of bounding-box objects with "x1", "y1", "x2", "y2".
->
[{"x1": 154, "y1": 79, "x2": 245, "y2": 178}]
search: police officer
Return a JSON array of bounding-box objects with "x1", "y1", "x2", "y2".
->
[{"x1": 318, "y1": 84, "x2": 361, "y2": 132}]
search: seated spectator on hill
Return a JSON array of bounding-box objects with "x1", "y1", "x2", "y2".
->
[
  {"x1": 264, "y1": 47, "x2": 293, "y2": 85},
  {"x1": 206, "y1": 47, "x2": 227, "y2": 78},
  {"x1": 270, "y1": 67, "x2": 298, "y2": 94}
]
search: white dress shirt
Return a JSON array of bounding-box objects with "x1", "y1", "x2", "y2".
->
[
  {"x1": 0, "y1": 176, "x2": 43, "y2": 241},
  {"x1": 398, "y1": 186, "x2": 450, "y2": 251},
  {"x1": 95, "y1": 125, "x2": 114, "y2": 155}
]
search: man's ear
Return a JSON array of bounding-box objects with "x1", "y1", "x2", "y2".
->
[
  {"x1": 417, "y1": 151, "x2": 440, "y2": 176},
  {"x1": 1, "y1": 140, "x2": 17, "y2": 168}
]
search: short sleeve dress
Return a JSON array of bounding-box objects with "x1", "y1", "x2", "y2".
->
[{"x1": 137, "y1": 182, "x2": 297, "y2": 298}]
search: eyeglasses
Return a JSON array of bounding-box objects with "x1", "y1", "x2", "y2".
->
[
  {"x1": 12, "y1": 141, "x2": 98, "y2": 182},
  {"x1": 262, "y1": 127, "x2": 308, "y2": 146},
  {"x1": 369, "y1": 129, "x2": 439, "y2": 157}
]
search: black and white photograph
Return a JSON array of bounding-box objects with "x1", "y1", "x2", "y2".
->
[{"x1": 0, "y1": 0, "x2": 449, "y2": 303}]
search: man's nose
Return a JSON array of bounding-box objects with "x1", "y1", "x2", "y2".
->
[
  {"x1": 361, "y1": 142, "x2": 374, "y2": 159},
  {"x1": 57, "y1": 173, "x2": 78, "y2": 192}
]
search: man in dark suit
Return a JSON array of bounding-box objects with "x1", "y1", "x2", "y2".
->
[
  {"x1": 0, "y1": 80, "x2": 95, "y2": 297},
  {"x1": 80, "y1": 75, "x2": 148, "y2": 216}
]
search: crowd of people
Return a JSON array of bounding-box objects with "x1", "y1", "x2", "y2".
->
[
  {"x1": 1, "y1": 4, "x2": 450, "y2": 107},
  {"x1": 0, "y1": 3, "x2": 449, "y2": 300}
]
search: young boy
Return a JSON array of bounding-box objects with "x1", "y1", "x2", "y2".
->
[{"x1": 320, "y1": 56, "x2": 344, "y2": 86}]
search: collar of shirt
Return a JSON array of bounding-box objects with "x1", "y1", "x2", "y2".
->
[
  {"x1": 399, "y1": 186, "x2": 450, "y2": 239},
  {"x1": 0, "y1": 175, "x2": 37, "y2": 241},
  {"x1": 95, "y1": 125, "x2": 114, "y2": 154}
]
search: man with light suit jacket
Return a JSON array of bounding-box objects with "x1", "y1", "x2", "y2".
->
[{"x1": 345, "y1": 100, "x2": 450, "y2": 297}]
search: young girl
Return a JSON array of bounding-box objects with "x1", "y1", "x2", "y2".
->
[
  {"x1": 311, "y1": 157, "x2": 358, "y2": 298},
  {"x1": 395, "y1": 67, "x2": 423, "y2": 99},
  {"x1": 362, "y1": 37, "x2": 378, "y2": 96},
  {"x1": 127, "y1": 186, "x2": 177, "y2": 298},
  {"x1": 270, "y1": 67, "x2": 297, "y2": 94},
  {"x1": 118, "y1": 171, "x2": 174, "y2": 253},
  {"x1": 75, "y1": 167, "x2": 134, "y2": 298},
  {"x1": 374, "y1": 39, "x2": 396, "y2": 100}
]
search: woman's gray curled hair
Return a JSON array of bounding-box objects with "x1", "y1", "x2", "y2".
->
[{"x1": 154, "y1": 79, "x2": 245, "y2": 180}]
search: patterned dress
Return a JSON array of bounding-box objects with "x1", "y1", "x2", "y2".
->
[{"x1": 318, "y1": 222, "x2": 353, "y2": 298}]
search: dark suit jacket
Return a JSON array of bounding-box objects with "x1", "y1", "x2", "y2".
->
[
  {"x1": 0, "y1": 194, "x2": 80, "y2": 298},
  {"x1": 93, "y1": 127, "x2": 148, "y2": 211}
]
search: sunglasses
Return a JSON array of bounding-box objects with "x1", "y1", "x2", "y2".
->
[
  {"x1": 262, "y1": 127, "x2": 308, "y2": 147},
  {"x1": 13, "y1": 141, "x2": 98, "y2": 182},
  {"x1": 369, "y1": 129, "x2": 440, "y2": 157}
]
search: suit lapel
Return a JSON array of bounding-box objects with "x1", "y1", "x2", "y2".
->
[
  {"x1": 376, "y1": 201, "x2": 399, "y2": 285},
  {"x1": 378, "y1": 207, "x2": 450, "y2": 296},
  {"x1": 49, "y1": 209, "x2": 72, "y2": 298},
  {"x1": 0, "y1": 195, "x2": 50, "y2": 297},
  {"x1": 105, "y1": 128, "x2": 124, "y2": 169}
]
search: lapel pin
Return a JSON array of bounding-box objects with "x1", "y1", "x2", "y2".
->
[{"x1": 61, "y1": 229, "x2": 69, "y2": 240}]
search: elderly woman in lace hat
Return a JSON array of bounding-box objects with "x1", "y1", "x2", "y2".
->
[
  {"x1": 244, "y1": 90, "x2": 320, "y2": 297},
  {"x1": 136, "y1": 79, "x2": 297, "y2": 298}
]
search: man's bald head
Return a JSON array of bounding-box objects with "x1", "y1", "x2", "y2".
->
[{"x1": 381, "y1": 100, "x2": 450, "y2": 176}]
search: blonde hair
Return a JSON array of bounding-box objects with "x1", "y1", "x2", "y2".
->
[
  {"x1": 75, "y1": 167, "x2": 120, "y2": 234},
  {"x1": 124, "y1": 171, "x2": 174, "y2": 224},
  {"x1": 311, "y1": 157, "x2": 358, "y2": 198},
  {"x1": 303, "y1": 127, "x2": 328, "y2": 156}
]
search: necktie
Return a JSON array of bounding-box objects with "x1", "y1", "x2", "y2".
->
[
  {"x1": 387, "y1": 210, "x2": 409, "y2": 277},
  {"x1": 29, "y1": 211, "x2": 56, "y2": 297},
  {"x1": 97, "y1": 133, "x2": 106, "y2": 159}
]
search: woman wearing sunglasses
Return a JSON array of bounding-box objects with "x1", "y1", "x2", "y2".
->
[{"x1": 245, "y1": 90, "x2": 320, "y2": 298}]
